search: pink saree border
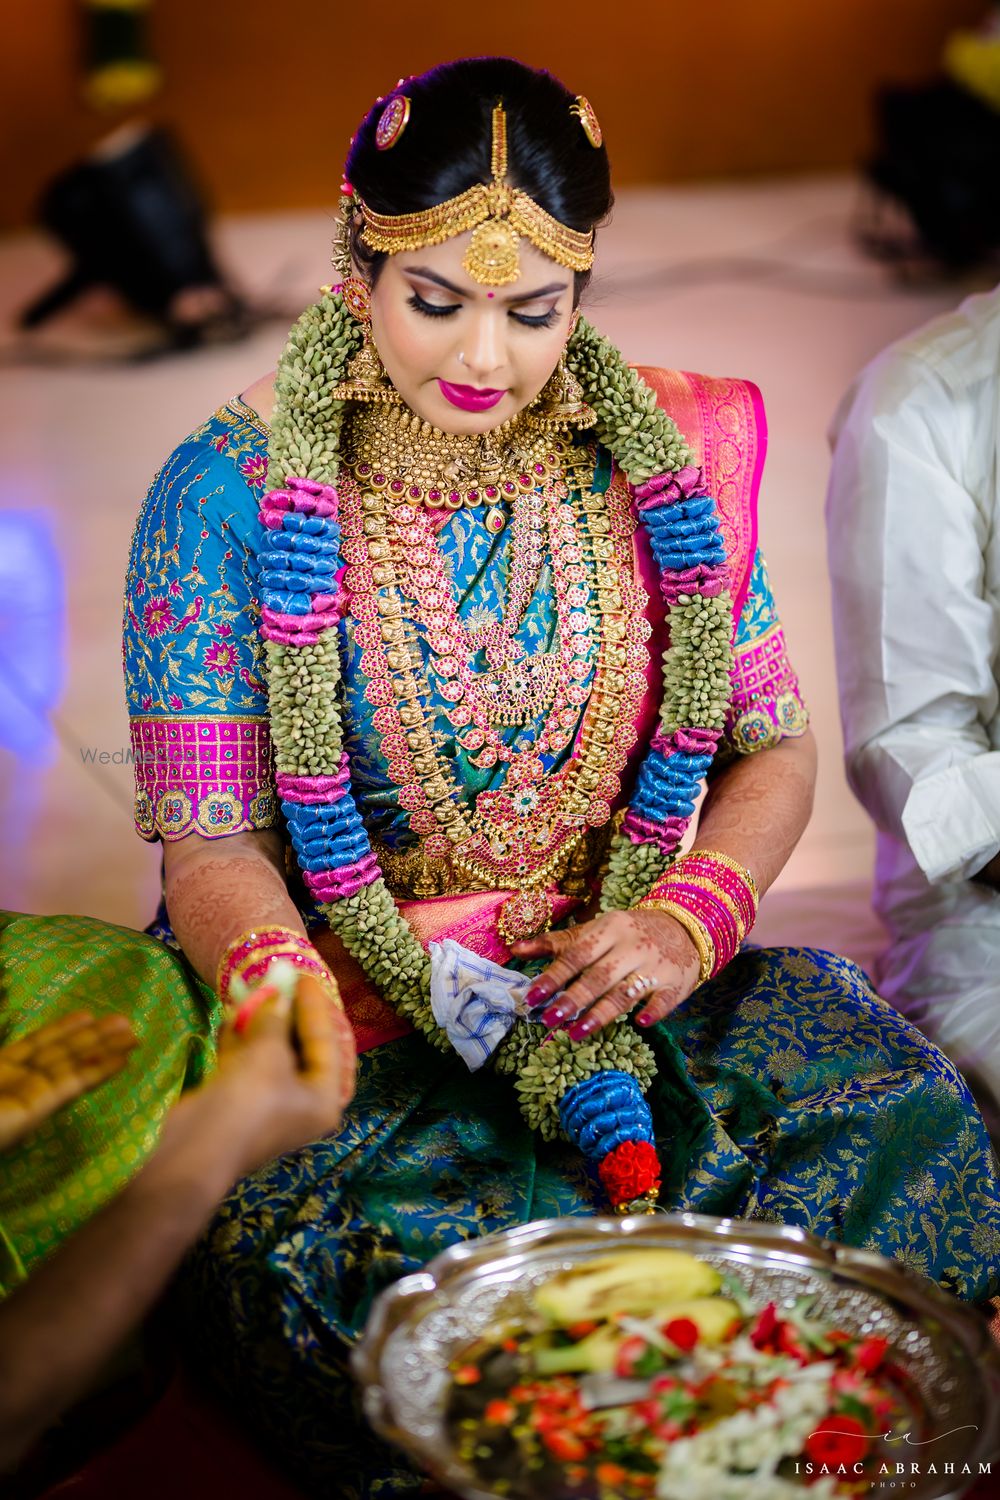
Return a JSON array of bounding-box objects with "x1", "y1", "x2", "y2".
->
[{"x1": 633, "y1": 367, "x2": 765, "y2": 631}]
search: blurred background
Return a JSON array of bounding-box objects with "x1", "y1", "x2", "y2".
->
[{"x1": 2, "y1": 0, "x2": 999, "y2": 963}]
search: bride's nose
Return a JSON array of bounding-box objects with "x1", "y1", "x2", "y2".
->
[{"x1": 462, "y1": 310, "x2": 505, "y2": 382}]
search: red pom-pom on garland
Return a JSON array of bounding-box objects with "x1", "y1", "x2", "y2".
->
[{"x1": 598, "y1": 1139, "x2": 661, "y2": 1208}]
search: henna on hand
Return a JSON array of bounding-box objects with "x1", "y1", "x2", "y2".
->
[{"x1": 511, "y1": 909, "x2": 701, "y2": 1035}]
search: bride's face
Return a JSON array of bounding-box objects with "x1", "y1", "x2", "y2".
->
[{"x1": 366, "y1": 234, "x2": 575, "y2": 434}]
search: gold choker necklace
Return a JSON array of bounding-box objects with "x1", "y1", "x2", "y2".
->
[{"x1": 342, "y1": 403, "x2": 570, "y2": 533}]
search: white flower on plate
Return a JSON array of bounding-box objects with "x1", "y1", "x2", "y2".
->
[{"x1": 654, "y1": 1364, "x2": 838, "y2": 1500}]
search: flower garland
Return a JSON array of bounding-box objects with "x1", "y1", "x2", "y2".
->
[{"x1": 258, "y1": 289, "x2": 735, "y2": 1209}]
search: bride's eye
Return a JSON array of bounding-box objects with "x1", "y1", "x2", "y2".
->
[
  {"x1": 407, "y1": 290, "x2": 460, "y2": 319},
  {"x1": 511, "y1": 306, "x2": 560, "y2": 329}
]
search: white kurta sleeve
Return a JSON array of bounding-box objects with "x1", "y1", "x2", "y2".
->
[{"x1": 826, "y1": 346, "x2": 1000, "y2": 884}]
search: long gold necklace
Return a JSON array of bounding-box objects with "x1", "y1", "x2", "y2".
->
[
  {"x1": 338, "y1": 423, "x2": 650, "y2": 939},
  {"x1": 341, "y1": 402, "x2": 565, "y2": 533}
]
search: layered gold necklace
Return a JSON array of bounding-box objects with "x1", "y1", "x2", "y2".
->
[
  {"x1": 341, "y1": 402, "x2": 566, "y2": 533},
  {"x1": 337, "y1": 400, "x2": 650, "y2": 938}
]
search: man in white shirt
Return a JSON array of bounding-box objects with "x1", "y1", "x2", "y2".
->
[{"x1": 826, "y1": 287, "x2": 1000, "y2": 1129}]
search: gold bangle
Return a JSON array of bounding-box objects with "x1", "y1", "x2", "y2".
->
[
  {"x1": 685, "y1": 849, "x2": 760, "y2": 906},
  {"x1": 638, "y1": 899, "x2": 715, "y2": 984},
  {"x1": 296, "y1": 964, "x2": 346, "y2": 1014}
]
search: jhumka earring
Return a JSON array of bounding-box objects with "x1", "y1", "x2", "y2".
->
[
  {"x1": 539, "y1": 345, "x2": 595, "y2": 430},
  {"x1": 331, "y1": 275, "x2": 400, "y2": 404}
]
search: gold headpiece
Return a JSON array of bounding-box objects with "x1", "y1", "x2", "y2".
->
[{"x1": 358, "y1": 103, "x2": 595, "y2": 287}]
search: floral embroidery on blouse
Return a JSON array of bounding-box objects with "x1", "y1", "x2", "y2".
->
[
  {"x1": 124, "y1": 406, "x2": 808, "y2": 844},
  {"x1": 123, "y1": 402, "x2": 270, "y2": 719},
  {"x1": 724, "y1": 551, "x2": 809, "y2": 755},
  {"x1": 123, "y1": 402, "x2": 277, "y2": 840}
]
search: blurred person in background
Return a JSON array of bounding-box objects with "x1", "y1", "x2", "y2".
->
[
  {"x1": 861, "y1": 6, "x2": 1000, "y2": 272},
  {"x1": 14, "y1": 125, "x2": 251, "y2": 361},
  {"x1": 827, "y1": 285, "x2": 1000, "y2": 1132}
]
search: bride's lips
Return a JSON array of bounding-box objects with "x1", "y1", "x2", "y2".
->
[{"x1": 437, "y1": 379, "x2": 506, "y2": 412}]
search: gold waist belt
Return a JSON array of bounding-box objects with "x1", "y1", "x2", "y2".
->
[{"x1": 374, "y1": 827, "x2": 614, "y2": 902}]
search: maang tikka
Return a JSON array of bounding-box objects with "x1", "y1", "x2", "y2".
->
[{"x1": 357, "y1": 102, "x2": 595, "y2": 288}]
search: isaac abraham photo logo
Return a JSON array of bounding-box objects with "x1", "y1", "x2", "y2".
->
[{"x1": 795, "y1": 1424, "x2": 992, "y2": 1490}]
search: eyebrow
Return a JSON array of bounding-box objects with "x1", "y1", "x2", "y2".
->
[{"x1": 403, "y1": 265, "x2": 569, "y2": 302}]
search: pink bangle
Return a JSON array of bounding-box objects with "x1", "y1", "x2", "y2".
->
[
  {"x1": 216, "y1": 925, "x2": 315, "y2": 1001},
  {"x1": 640, "y1": 849, "x2": 759, "y2": 980},
  {"x1": 681, "y1": 868, "x2": 756, "y2": 934},
  {"x1": 655, "y1": 875, "x2": 746, "y2": 941},
  {"x1": 655, "y1": 882, "x2": 740, "y2": 975},
  {"x1": 237, "y1": 949, "x2": 332, "y2": 993},
  {"x1": 649, "y1": 852, "x2": 758, "y2": 935},
  {"x1": 682, "y1": 852, "x2": 758, "y2": 917}
]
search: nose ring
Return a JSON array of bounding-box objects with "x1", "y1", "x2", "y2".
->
[{"x1": 457, "y1": 351, "x2": 466, "y2": 365}]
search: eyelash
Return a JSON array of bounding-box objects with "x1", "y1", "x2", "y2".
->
[{"x1": 406, "y1": 292, "x2": 559, "y2": 329}]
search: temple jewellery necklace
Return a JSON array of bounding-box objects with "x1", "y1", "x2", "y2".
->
[
  {"x1": 339, "y1": 401, "x2": 649, "y2": 942},
  {"x1": 342, "y1": 400, "x2": 566, "y2": 535},
  {"x1": 345, "y1": 404, "x2": 590, "y2": 731}
]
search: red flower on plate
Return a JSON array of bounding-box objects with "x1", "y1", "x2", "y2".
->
[
  {"x1": 614, "y1": 1335, "x2": 648, "y2": 1379},
  {"x1": 854, "y1": 1336, "x2": 889, "y2": 1375},
  {"x1": 663, "y1": 1317, "x2": 699, "y2": 1352},
  {"x1": 804, "y1": 1414, "x2": 870, "y2": 1468},
  {"x1": 750, "y1": 1302, "x2": 778, "y2": 1349}
]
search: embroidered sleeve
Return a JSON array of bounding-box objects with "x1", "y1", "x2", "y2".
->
[
  {"x1": 123, "y1": 402, "x2": 279, "y2": 841},
  {"x1": 722, "y1": 549, "x2": 809, "y2": 756}
]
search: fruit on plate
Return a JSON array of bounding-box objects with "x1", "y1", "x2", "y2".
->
[{"x1": 532, "y1": 1249, "x2": 720, "y2": 1323}]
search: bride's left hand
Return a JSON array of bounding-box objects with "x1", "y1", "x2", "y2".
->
[{"x1": 509, "y1": 910, "x2": 703, "y2": 1036}]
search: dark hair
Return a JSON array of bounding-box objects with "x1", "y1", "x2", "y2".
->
[{"x1": 346, "y1": 57, "x2": 613, "y2": 305}]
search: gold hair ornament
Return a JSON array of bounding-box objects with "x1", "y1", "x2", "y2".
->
[
  {"x1": 571, "y1": 95, "x2": 603, "y2": 148},
  {"x1": 358, "y1": 103, "x2": 595, "y2": 287},
  {"x1": 375, "y1": 95, "x2": 411, "y2": 150}
]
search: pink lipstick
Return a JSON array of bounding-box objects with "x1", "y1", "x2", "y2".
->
[{"x1": 437, "y1": 379, "x2": 506, "y2": 413}]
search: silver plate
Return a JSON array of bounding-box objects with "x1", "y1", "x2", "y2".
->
[{"x1": 353, "y1": 1214, "x2": 1000, "y2": 1500}]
